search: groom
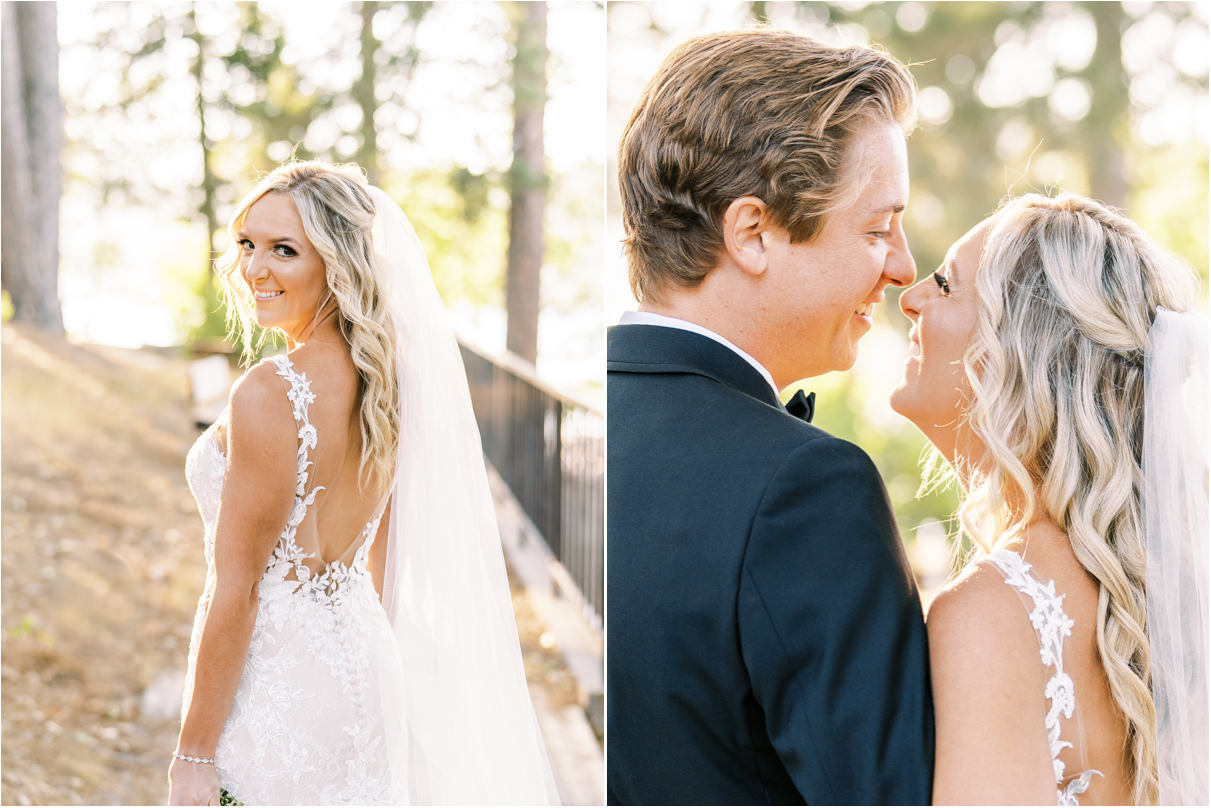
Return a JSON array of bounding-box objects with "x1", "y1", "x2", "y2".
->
[{"x1": 607, "y1": 30, "x2": 934, "y2": 805}]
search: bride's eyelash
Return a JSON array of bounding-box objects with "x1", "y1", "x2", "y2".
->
[{"x1": 933, "y1": 271, "x2": 951, "y2": 296}]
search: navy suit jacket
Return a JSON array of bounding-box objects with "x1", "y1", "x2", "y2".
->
[{"x1": 606, "y1": 324, "x2": 934, "y2": 805}]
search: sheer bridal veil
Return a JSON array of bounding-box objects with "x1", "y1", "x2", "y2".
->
[
  {"x1": 366, "y1": 186, "x2": 560, "y2": 804},
  {"x1": 1144, "y1": 307, "x2": 1208, "y2": 806}
]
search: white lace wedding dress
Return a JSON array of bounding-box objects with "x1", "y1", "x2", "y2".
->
[
  {"x1": 181, "y1": 355, "x2": 408, "y2": 804},
  {"x1": 987, "y1": 548, "x2": 1099, "y2": 806}
]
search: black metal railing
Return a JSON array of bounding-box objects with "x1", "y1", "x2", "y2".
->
[{"x1": 459, "y1": 340, "x2": 604, "y2": 625}]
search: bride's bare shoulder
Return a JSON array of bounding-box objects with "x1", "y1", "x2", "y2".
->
[
  {"x1": 927, "y1": 557, "x2": 1057, "y2": 804},
  {"x1": 926, "y1": 557, "x2": 1041, "y2": 673},
  {"x1": 227, "y1": 360, "x2": 296, "y2": 433}
]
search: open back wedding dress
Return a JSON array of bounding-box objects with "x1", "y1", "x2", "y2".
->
[{"x1": 178, "y1": 185, "x2": 560, "y2": 805}]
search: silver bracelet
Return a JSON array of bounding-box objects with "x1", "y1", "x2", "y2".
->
[{"x1": 174, "y1": 751, "x2": 216, "y2": 765}]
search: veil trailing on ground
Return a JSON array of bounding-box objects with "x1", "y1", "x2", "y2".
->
[
  {"x1": 366, "y1": 186, "x2": 560, "y2": 804},
  {"x1": 1143, "y1": 307, "x2": 1208, "y2": 806}
]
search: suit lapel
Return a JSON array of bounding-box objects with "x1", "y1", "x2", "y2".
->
[{"x1": 607, "y1": 324, "x2": 782, "y2": 409}]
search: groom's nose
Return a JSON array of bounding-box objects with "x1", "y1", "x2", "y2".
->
[{"x1": 884, "y1": 223, "x2": 917, "y2": 287}]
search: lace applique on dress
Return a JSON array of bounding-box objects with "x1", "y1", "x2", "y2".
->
[
  {"x1": 987, "y1": 548, "x2": 1100, "y2": 806},
  {"x1": 263, "y1": 355, "x2": 327, "y2": 589}
]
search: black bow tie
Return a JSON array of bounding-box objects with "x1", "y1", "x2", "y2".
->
[{"x1": 785, "y1": 389, "x2": 815, "y2": 423}]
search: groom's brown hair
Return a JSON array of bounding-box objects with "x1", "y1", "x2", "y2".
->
[{"x1": 620, "y1": 28, "x2": 917, "y2": 304}]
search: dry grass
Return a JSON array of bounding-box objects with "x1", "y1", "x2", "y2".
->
[{"x1": 2, "y1": 325, "x2": 204, "y2": 805}]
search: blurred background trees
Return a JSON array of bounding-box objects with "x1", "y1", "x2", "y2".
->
[
  {"x1": 3, "y1": 0, "x2": 1206, "y2": 579},
  {"x1": 507, "y1": 1, "x2": 549, "y2": 364},
  {"x1": 2, "y1": 1, "x2": 65, "y2": 333},
  {"x1": 22, "y1": 0, "x2": 603, "y2": 399},
  {"x1": 606, "y1": 1, "x2": 1208, "y2": 582}
]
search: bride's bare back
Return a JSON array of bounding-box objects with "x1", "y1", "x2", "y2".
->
[
  {"x1": 276, "y1": 339, "x2": 391, "y2": 573},
  {"x1": 212, "y1": 338, "x2": 391, "y2": 581}
]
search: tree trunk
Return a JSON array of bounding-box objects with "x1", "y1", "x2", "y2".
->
[
  {"x1": 1085, "y1": 1, "x2": 1128, "y2": 209},
  {"x1": 505, "y1": 1, "x2": 546, "y2": 366},
  {"x1": 1, "y1": 1, "x2": 65, "y2": 333},
  {"x1": 355, "y1": 1, "x2": 380, "y2": 186},
  {"x1": 188, "y1": 6, "x2": 219, "y2": 288}
]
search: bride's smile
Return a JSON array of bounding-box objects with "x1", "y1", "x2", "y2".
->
[
  {"x1": 889, "y1": 218, "x2": 986, "y2": 447},
  {"x1": 236, "y1": 191, "x2": 331, "y2": 340}
]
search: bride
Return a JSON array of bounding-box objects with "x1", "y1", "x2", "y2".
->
[
  {"x1": 890, "y1": 194, "x2": 1207, "y2": 804},
  {"x1": 168, "y1": 161, "x2": 560, "y2": 805}
]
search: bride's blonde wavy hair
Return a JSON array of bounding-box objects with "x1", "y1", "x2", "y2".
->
[
  {"x1": 953, "y1": 193, "x2": 1199, "y2": 804},
  {"x1": 215, "y1": 161, "x2": 399, "y2": 490}
]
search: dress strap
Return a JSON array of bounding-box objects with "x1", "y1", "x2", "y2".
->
[
  {"x1": 269, "y1": 355, "x2": 324, "y2": 574},
  {"x1": 986, "y1": 548, "x2": 1096, "y2": 805}
]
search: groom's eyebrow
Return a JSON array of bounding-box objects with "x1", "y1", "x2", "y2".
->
[{"x1": 868, "y1": 202, "x2": 905, "y2": 217}]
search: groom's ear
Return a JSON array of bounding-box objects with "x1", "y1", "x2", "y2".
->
[{"x1": 721, "y1": 196, "x2": 771, "y2": 278}]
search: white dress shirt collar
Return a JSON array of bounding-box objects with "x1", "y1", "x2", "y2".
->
[{"x1": 618, "y1": 310, "x2": 780, "y2": 397}]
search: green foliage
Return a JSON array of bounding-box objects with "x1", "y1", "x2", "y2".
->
[
  {"x1": 182, "y1": 268, "x2": 279, "y2": 363},
  {"x1": 544, "y1": 156, "x2": 604, "y2": 302},
  {"x1": 384, "y1": 168, "x2": 509, "y2": 308},
  {"x1": 1130, "y1": 142, "x2": 1210, "y2": 294},
  {"x1": 219, "y1": 788, "x2": 244, "y2": 806},
  {"x1": 193, "y1": 276, "x2": 226, "y2": 341},
  {"x1": 163, "y1": 240, "x2": 269, "y2": 362},
  {"x1": 448, "y1": 166, "x2": 493, "y2": 223},
  {"x1": 785, "y1": 369, "x2": 961, "y2": 551}
]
